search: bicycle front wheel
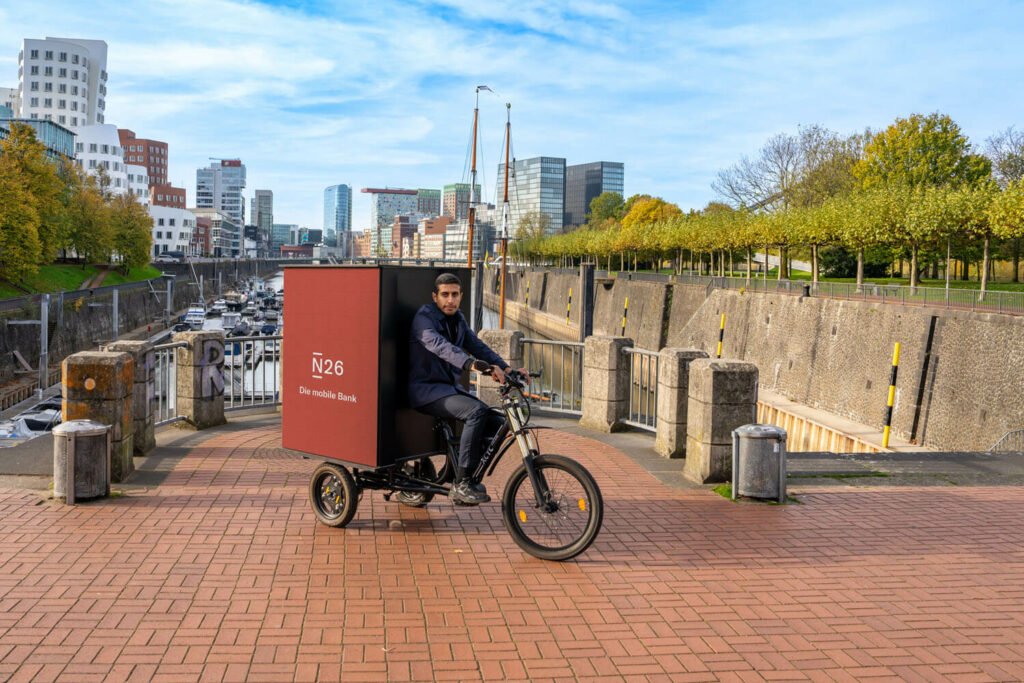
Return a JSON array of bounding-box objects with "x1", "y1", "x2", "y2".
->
[{"x1": 501, "y1": 454, "x2": 603, "y2": 561}]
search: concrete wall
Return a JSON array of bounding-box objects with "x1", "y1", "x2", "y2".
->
[
  {"x1": 671, "y1": 289, "x2": 1024, "y2": 451},
  {"x1": 0, "y1": 259, "x2": 276, "y2": 387},
  {"x1": 592, "y1": 279, "x2": 668, "y2": 351}
]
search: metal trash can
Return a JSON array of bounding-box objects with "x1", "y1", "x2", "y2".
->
[
  {"x1": 731, "y1": 424, "x2": 787, "y2": 503},
  {"x1": 53, "y1": 420, "x2": 111, "y2": 504}
]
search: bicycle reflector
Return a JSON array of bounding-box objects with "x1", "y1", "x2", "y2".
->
[
  {"x1": 578, "y1": 499, "x2": 586, "y2": 511},
  {"x1": 519, "y1": 510, "x2": 527, "y2": 522}
]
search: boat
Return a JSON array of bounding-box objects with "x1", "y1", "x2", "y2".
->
[
  {"x1": 221, "y1": 311, "x2": 242, "y2": 330},
  {"x1": 264, "y1": 309, "x2": 279, "y2": 322},
  {"x1": 211, "y1": 299, "x2": 228, "y2": 315},
  {"x1": 227, "y1": 321, "x2": 251, "y2": 337},
  {"x1": 184, "y1": 303, "x2": 207, "y2": 330},
  {"x1": 260, "y1": 323, "x2": 277, "y2": 336},
  {"x1": 224, "y1": 292, "x2": 247, "y2": 312}
]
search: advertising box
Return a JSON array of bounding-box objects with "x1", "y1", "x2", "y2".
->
[{"x1": 282, "y1": 265, "x2": 472, "y2": 468}]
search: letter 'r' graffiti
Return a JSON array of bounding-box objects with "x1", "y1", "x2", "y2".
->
[{"x1": 201, "y1": 341, "x2": 225, "y2": 398}]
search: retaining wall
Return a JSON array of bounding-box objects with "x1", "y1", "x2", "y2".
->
[{"x1": 0, "y1": 259, "x2": 276, "y2": 388}]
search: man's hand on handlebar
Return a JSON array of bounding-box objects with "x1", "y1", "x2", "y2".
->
[{"x1": 471, "y1": 361, "x2": 531, "y2": 385}]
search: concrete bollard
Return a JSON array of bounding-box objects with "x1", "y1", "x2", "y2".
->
[
  {"x1": 476, "y1": 329, "x2": 523, "y2": 407},
  {"x1": 579, "y1": 336, "x2": 632, "y2": 433},
  {"x1": 173, "y1": 331, "x2": 226, "y2": 429},
  {"x1": 105, "y1": 340, "x2": 156, "y2": 455},
  {"x1": 654, "y1": 348, "x2": 710, "y2": 458},
  {"x1": 683, "y1": 359, "x2": 758, "y2": 484},
  {"x1": 62, "y1": 351, "x2": 135, "y2": 482}
]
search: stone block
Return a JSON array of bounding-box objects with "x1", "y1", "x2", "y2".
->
[
  {"x1": 173, "y1": 331, "x2": 227, "y2": 367},
  {"x1": 105, "y1": 340, "x2": 155, "y2": 383},
  {"x1": 62, "y1": 352, "x2": 133, "y2": 401},
  {"x1": 132, "y1": 416, "x2": 155, "y2": 455},
  {"x1": 477, "y1": 329, "x2": 524, "y2": 367},
  {"x1": 582, "y1": 365, "x2": 630, "y2": 402},
  {"x1": 657, "y1": 348, "x2": 709, "y2": 389},
  {"x1": 62, "y1": 397, "x2": 132, "y2": 442},
  {"x1": 687, "y1": 398, "x2": 758, "y2": 445},
  {"x1": 175, "y1": 363, "x2": 227, "y2": 401},
  {"x1": 683, "y1": 438, "x2": 732, "y2": 484},
  {"x1": 654, "y1": 415, "x2": 686, "y2": 459},
  {"x1": 579, "y1": 397, "x2": 627, "y2": 433},
  {"x1": 110, "y1": 436, "x2": 134, "y2": 483},
  {"x1": 582, "y1": 336, "x2": 632, "y2": 371},
  {"x1": 177, "y1": 395, "x2": 226, "y2": 430},
  {"x1": 687, "y1": 359, "x2": 758, "y2": 405}
]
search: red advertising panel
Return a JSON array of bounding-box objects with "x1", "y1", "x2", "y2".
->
[{"x1": 282, "y1": 268, "x2": 380, "y2": 466}]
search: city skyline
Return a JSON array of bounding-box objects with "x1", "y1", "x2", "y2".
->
[{"x1": 1, "y1": 1, "x2": 1023, "y2": 231}]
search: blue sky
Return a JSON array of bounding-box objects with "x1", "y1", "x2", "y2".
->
[{"x1": 2, "y1": 0, "x2": 1023, "y2": 231}]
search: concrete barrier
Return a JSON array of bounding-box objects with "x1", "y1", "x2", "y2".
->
[
  {"x1": 105, "y1": 340, "x2": 156, "y2": 455},
  {"x1": 684, "y1": 359, "x2": 758, "y2": 484},
  {"x1": 476, "y1": 330, "x2": 523, "y2": 407},
  {"x1": 173, "y1": 331, "x2": 226, "y2": 429},
  {"x1": 654, "y1": 348, "x2": 709, "y2": 458},
  {"x1": 580, "y1": 336, "x2": 632, "y2": 433},
  {"x1": 61, "y1": 351, "x2": 135, "y2": 482}
]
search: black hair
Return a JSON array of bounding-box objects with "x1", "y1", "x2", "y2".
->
[{"x1": 433, "y1": 272, "x2": 462, "y2": 293}]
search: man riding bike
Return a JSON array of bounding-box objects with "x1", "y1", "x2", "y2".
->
[{"x1": 408, "y1": 273, "x2": 520, "y2": 506}]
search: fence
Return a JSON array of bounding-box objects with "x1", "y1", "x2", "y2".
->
[
  {"x1": 223, "y1": 335, "x2": 283, "y2": 410},
  {"x1": 990, "y1": 429, "x2": 1024, "y2": 452},
  {"x1": 153, "y1": 340, "x2": 186, "y2": 426},
  {"x1": 521, "y1": 338, "x2": 584, "y2": 415},
  {"x1": 623, "y1": 347, "x2": 659, "y2": 432}
]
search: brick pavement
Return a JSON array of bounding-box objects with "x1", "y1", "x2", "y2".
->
[{"x1": 1, "y1": 419, "x2": 1023, "y2": 682}]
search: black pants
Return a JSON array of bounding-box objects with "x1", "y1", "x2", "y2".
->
[{"x1": 418, "y1": 394, "x2": 505, "y2": 471}]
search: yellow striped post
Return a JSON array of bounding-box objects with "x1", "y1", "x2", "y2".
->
[
  {"x1": 565, "y1": 287, "x2": 573, "y2": 326},
  {"x1": 621, "y1": 297, "x2": 629, "y2": 336},
  {"x1": 525, "y1": 280, "x2": 530, "y2": 307},
  {"x1": 882, "y1": 342, "x2": 901, "y2": 448},
  {"x1": 716, "y1": 313, "x2": 726, "y2": 358}
]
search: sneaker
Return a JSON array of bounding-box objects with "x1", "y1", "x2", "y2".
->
[{"x1": 450, "y1": 479, "x2": 491, "y2": 506}]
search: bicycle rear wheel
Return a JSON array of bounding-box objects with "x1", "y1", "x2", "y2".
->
[
  {"x1": 501, "y1": 454, "x2": 603, "y2": 561},
  {"x1": 309, "y1": 462, "x2": 358, "y2": 527}
]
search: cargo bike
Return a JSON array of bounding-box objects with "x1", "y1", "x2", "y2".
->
[{"x1": 284, "y1": 266, "x2": 603, "y2": 561}]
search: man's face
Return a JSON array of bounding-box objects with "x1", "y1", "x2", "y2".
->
[{"x1": 432, "y1": 283, "x2": 462, "y2": 316}]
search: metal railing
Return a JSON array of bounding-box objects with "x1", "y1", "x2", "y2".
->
[
  {"x1": 153, "y1": 340, "x2": 187, "y2": 426},
  {"x1": 624, "y1": 347, "x2": 659, "y2": 432},
  {"x1": 667, "y1": 273, "x2": 1024, "y2": 316},
  {"x1": 990, "y1": 429, "x2": 1024, "y2": 452},
  {"x1": 223, "y1": 335, "x2": 282, "y2": 410},
  {"x1": 521, "y1": 338, "x2": 584, "y2": 415}
]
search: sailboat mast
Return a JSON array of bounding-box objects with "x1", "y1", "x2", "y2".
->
[
  {"x1": 499, "y1": 103, "x2": 510, "y2": 329},
  {"x1": 467, "y1": 88, "x2": 480, "y2": 268}
]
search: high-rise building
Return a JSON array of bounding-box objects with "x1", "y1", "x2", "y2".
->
[
  {"x1": 564, "y1": 161, "x2": 624, "y2": 228},
  {"x1": 442, "y1": 183, "x2": 481, "y2": 221},
  {"x1": 0, "y1": 117, "x2": 75, "y2": 162},
  {"x1": 417, "y1": 189, "x2": 441, "y2": 217},
  {"x1": 361, "y1": 187, "x2": 418, "y2": 256},
  {"x1": 496, "y1": 156, "x2": 566, "y2": 237},
  {"x1": 16, "y1": 38, "x2": 108, "y2": 128},
  {"x1": 196, "y1": 159, "x2": 246, "y2": 228},
  {"x1": 323, "y1": 184, "x2": 352, "y2": 234},
  {"x1": 251, "y1": 189, "x2": 273, "y2": 238},
  {"x1": 271, "y1": 223, "x2": 296, "y2": 256},
  {"x1": 118, "y1": 129, "x2": 167, "y2": 185}
]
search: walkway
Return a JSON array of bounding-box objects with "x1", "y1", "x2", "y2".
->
[{"x1": 0, "y1": 414, "x2": 1022, "y2": 681}]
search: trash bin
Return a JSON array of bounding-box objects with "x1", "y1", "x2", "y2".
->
[
  {"x1": 731, "y1": 424, "x2": 787, "y2": 503},
  {"x1": 53, "y1": 420, "x2": 111, "y2": 504}
]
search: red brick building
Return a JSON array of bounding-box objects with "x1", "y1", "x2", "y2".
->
[
  {"x1": 281, "y1": 244, "x2": 314, "y2": 258},
  {"x1": 420, "y1": 216, "x2": 452, "y2": 235},
  {"x1": 119, "y1": 128, "x2": 187, "y2": 208},
  {"x1": 191, "y1": 216, "x2": 213, "y2": 256}
]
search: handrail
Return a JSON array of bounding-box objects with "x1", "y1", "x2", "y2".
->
[
  {"x1": 520, "y1": 337, "x2": 583, "y2": 415},
  {"x1": 623, "y1": 346, "x2": 659, "y2": 432},
  {"x1": 990, "y1": 429, "x2": 1024, "y2": 452}
]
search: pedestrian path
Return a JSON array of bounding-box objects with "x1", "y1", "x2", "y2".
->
[{"x1": 0, "y1": 414, "x2": 1022, "y2": 681}]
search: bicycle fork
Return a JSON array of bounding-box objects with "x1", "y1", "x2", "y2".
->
[{"x1": 508, "y1": 405, "x2": 551, "y2": 510}]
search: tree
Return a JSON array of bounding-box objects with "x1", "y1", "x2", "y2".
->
[
  {"x1": 988, "y1": 180, "x2": 1024, "y2": 282},
  {"x1": 621, "y1": 197, "x2": 682, "y2": 231},
  {"x1": 109, "y1": 193, "x2": 153, "y2": 271},
  {"x1": 712, "y1": 132, "x2": 801, "y2": 211},
  {"x1": 791, "y1": 125, "x2": 865, "y2": 208},
  {"x1": 0, "y1": 122, "x2": 66, "y2": 261},
  {"x1": 587, "y1": 191, "x2": 624, "y2": 224},
  {"x1": 854, "y1": 112, "x2": 991, "y2": 189},
  {"x1": 985, "y1": 126, "x2": 1024, "y2": 189},
  {"x1": 0, "y1": 153, "x2": 43, "y2": 283},
  {"x1": 66, "y1": 174, "x2": 113, "y2": 264}
]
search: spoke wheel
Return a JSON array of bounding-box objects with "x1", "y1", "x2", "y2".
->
[
  {"x1": 394, "y1": 456, "x2": 439, "y2": 507},
  {"x1": 309, "y1": 462, "x2": 358, "y2": 527},
  {"x1": 501, "y1": 454, "x2": 603, "y2": 561}
]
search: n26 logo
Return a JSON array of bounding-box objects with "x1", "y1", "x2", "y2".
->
[{"x1": 311, "y1": 352, "x2": 343, "y2": 378}]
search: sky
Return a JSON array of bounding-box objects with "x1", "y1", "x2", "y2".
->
[{"x1": 2, "y1": 0, "x2": 1024, "y2": 231}]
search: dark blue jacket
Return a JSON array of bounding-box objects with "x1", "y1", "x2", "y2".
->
[{"x1": 408, "y1": 303, "x2": 508, "y2": 408}]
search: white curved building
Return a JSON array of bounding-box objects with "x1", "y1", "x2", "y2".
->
[
  {"x1": 125, "y1": 163, "x2": 149, "y2": 203},
  {"x1": 16, "y1": 37, "x2": 107, "y2": 129},
  {"x1": 73, "y1": 123, "x2": 127, "y2": 194}
]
